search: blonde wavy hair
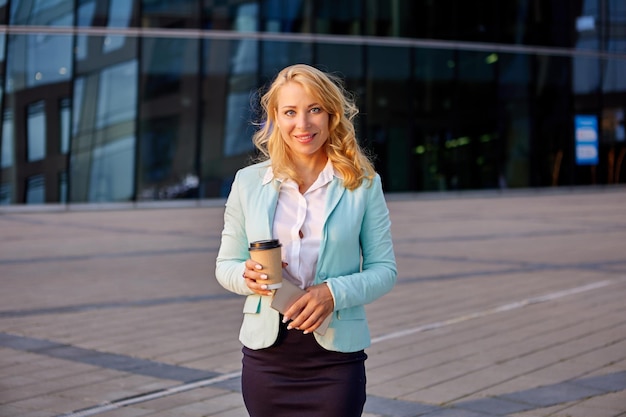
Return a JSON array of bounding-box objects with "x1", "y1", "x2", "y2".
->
[{"x1": 252, "y1": 64, "x2": 375, "y2": 190}]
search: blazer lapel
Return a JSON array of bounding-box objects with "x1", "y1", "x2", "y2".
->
[
  {"x1": 324, "y1": 177, "x2": 346, "y2": 220},
  {"x1": 258, "y1": 179, "x2": 280, "y2": 239}
]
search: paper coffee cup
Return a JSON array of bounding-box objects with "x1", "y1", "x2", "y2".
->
[{"x1": 248, "y1": 239, "x2": 283, "y2": 289}]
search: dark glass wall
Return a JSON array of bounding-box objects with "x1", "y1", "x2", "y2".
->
[{"x1": 0, "y1": 0, "x2": 624, "y2": 205}]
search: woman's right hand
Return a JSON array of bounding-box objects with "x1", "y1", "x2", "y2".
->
[{"x1": 242, "y1": 259, "x2": 274, "y2": 296}]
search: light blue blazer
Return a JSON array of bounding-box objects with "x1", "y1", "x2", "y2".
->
[{"x1": 215, "y1": 161, "x2": 397, "y2": 352}]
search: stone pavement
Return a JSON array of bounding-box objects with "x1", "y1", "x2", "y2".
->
[{"x1": 0, "y1": 186, "x2": 625, "y2": 417}]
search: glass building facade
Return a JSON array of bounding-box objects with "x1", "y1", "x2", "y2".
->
[{"x1": 0, "y1": 0, "x2": 624, "y2": 205}]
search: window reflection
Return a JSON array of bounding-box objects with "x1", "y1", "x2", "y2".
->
[
  {"x1": 7, "y1": 1, "x2": 73, "y2": 92},
  {"x1": 97, "y1": 61, "x2": 138, "y2": 128},
  {"x1": 139, "y1": 34, "x2": 199, "y2": 199},
  {"x1": 27, "y1": 101, "x2": 46, "y2": 162},
  {"x1": 104, "y1": 0, "x2": 134, "y2": 52},
  {"x1": 71, "y1": 60, "x2": 138, "y2": 202},
  {"x1": 60, "y1": 98, "x2": 71, "y2": 154},
  {"x1": 223, "y1": 3, "x2": 259, "y2": 157},
  {"x1": 0, "y1": 183, "x2": 9, "y2": 204},
  {"x1": 76, "y1": 0, "x2": 96, "y2": 60},
  {"x1": 88, "y1": 136, "x2": 134, "y2": 202},
  {"x1": 1, "y1": 110, "x2": 12, "y2": 169},
  {"x1": 26, "y1": 174, "x2": 45, "y2": 204},
  {"x1": 59, "y1": 171, "x2": 68, "y2": 203}
]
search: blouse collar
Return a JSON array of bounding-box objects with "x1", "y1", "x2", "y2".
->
[{"x1": 262, "y1": 159, "x2": 341, "y2": 186}]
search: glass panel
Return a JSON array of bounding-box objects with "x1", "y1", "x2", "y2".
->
[
  {"x1": 59, "y1": 171, "x2": 68, "y2": 203},
  {"x1": 574, "y1": 56, "x2": 600, "y2": 95},
  {"x1": 10, "y1": 0, "x2": 73, "y2": 25},
  {"x1": 76, "y1": 0, "x2": 96, "y2": 60},
  {"x1": 6, "y1": 2, "x2": 73, "y2": 92},
  {"x1": 498, "y1": 53, "x2": 532, "y2": 188},
  {"x1": 366, "y1": 46, "x2": 411, "y2": 191},
  {"x1": 88, "y1": 136, "x2": 135, "y2": 202},
  {"x1": 0, "y1": 33, "x2": 5, "y2": 61},
  {"x1": 413, "y1": 48, "x2": 456, "y2": 191},
  {"x1": 221, "y1": 10, "x2": 259, "y2": 157},
  {"x1": 315, "y1": 0, "x2": 361, "y2": 35},
  {"x1": 27, "y1": 101, "x2": 47, "y2": 162},
  {"x1": 453, "y1": 50, "x2": 498, "y2": 190},
  {"x1": 26, "y1": 174, "x2": 45, "y2": 204},
  {"x1": 203, "y1": 0, "x2": 257, "y2": 30},
  {"x1": 0, "y1": 183, "x2": 10, "y2": 204},
  {"x1": 104, "y1": 0, "x2": 135, "y2": 53},
  {"x1": 97, "y1": 61, "x2": 138, "y2": 129},
  {"x1": 72, "y1": 77, "x2": 85, "y2": 136},
  {"x1": 364, "y1": 0, "x2": 418, "y2": 37},
  {"x1": 142, "y1": 0, "x2": 200, "y2": 28},
  {"x1": 139, "y1": 36, "x2": 199, "y2": 200},
  {"x1": 60, "y1": 98, "x2": 71, "y2": 154},
  {"x1": 262, "y1": 0, "x2": 309, "y2": 33},
  {"x1": 1, "y1": 110, "x2": 12, "y2": 168},
  {"x1": 5, "y1": 32, "x2": 72, "y2": 93},
  {"x1": 70, "y1": 59, "x2": 138, "y2": 202}
]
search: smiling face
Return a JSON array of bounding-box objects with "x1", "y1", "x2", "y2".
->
[{"x1": 275, "y1": 82, "x2": 330, "y2": 163}]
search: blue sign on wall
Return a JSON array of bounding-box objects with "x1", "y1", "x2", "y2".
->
[{"x1": 575, "y1": 115, "x2": 599, "y2": 165}]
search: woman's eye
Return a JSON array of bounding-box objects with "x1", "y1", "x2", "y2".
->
[
  {"x1": 285, "y1": 110, "x2": 295, "y2": 116},
  {"x1": 310, "y1": 107, "x2": 321, "y2": 113}
]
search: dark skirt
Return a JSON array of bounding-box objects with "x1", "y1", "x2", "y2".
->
[{"x1": 241, "y1": 318, "x2": 367, "y2": 417}]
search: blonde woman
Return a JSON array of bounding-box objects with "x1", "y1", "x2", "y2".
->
[{"x1": 216, "y1": 64, "x2": 397, "y2": 417}]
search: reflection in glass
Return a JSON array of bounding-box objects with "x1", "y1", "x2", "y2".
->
[
  {"x1": 0, "y1": 33, "x2": 5, "y2": 61},
  {"x1": 72, "y1": 77, "x2": 85, "y2": 136},
  {"x1": 139, "y1": 34, "x2": 199, "y2": 200},
  {"x1": 71, "y1": 60, "x2": 138, "y2": 202},
  {"x1": 27, "y1": 101, "x2": 46, "y2": 162},
  {"x1": 223, "y1": 3, "x2": 259, "y2": 156},
  {"x1": 5, "y1": 32, "x2": 72, "y2": 92},
  {"x1": 26, "y1": 174, "x2": 45, "y2": 204},
  {"x1": 104, "y1": 0, "x2": 134, "y2": 52},
  {"x1": 76, "y1": 0, "x2": 96, "y2": 60},
  {"x1": 10, "y1": 0, "x2": 72, "y2": 24},
  {"x1": 89, "y1": 136, "x2": 135, "y2": 202},
  {"x1": 6, "y1": 1, "x2": 74, "y2": 92},
  {"x1": 60, "y1": 98, "x2": 70, "y2": 154},
  {"x1": 1, "y1": 110, "x2": 12, "y2": 169},
  {"x1": 366, "y1": 46, "x2": 411, "y2": 191},
  {"x1": 59, "y1": 171, "x2": 68, "y2": 203},
  {"x1": 0, "y1": 183, "x2": 9, "y2": 205},
  {"x1": 97, "y1": 61, "x2": 138, "y2": 128}
]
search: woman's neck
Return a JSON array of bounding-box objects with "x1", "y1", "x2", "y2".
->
[{"x1": 292, "y1": 153, "x2": 328, "y2": 194}]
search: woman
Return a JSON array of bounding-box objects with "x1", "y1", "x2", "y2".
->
[{"x1": 215, "y1": 64, "x2": 397, "y2": 417}]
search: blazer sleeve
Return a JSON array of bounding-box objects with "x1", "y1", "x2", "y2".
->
[
  {"x1": 325, "y1": 175, "x2": 397, "y2": 310},
  {"x1": 215, "y1": 171, "x2": 254, "y2": 296}
]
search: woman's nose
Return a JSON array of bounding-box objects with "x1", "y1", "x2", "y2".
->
[{"x1": 296, "y1": 114, "x2": 310, "y2": 129}]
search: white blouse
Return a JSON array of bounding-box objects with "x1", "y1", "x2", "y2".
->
[{"x1": 265, "y1": 160, "x2": 337, "y2": 289}]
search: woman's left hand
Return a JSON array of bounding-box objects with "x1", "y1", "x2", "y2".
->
[{"x1": 283, "y1": 283, "x2": 334, "y2": 334}]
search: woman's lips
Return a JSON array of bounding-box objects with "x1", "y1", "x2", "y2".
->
[{"x1": 295, "y1": 133, "x2": 315, "y2": 143}]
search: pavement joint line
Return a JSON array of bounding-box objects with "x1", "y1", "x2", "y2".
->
[
  {"x1": 0, "y1": 246, "x2": 218, "y2": 265},
  {"x1": 0, "y1": 333, "x2": 220, "y2": 382},
  {"x1": 370, "y1": 279, "x2": 615, "y2": 344},
  {"x1": 0, "y1": 293, "x2": 237, "y2": 318},
  {"x1": 54, "y1": 371, "x2": 243, "y2": 417}
]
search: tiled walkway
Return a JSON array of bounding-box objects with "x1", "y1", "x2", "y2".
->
[{"x1": 1, "y1": 187, "x2": 625, "y2": 417}]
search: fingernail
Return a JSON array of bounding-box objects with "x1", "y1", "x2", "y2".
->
[
  {"x1": 282, "y1": 316, "x2": 289, "y2": 323},
  {"x1": 255, "y1": 264, "x2": 262, "y2": 270},
  {"x1": 286, "y1": 324, "x2": 293, "y2": 330},
  {"x1": 261, "y1": 284, "x2": 268, "y2": 290},
  {"x1": 260, "y1": 274, "x2": 268, "y2": 279},
  {"x1": 303, "y1": 330, "x2": 309, "y2": 335}
]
